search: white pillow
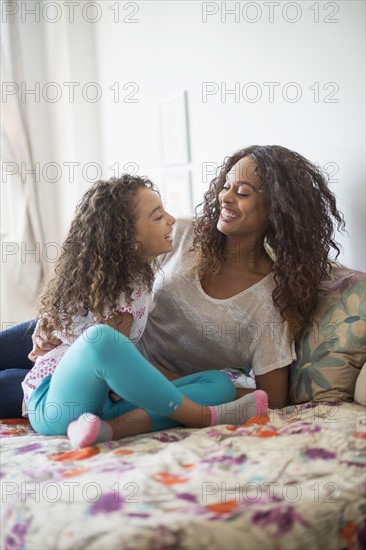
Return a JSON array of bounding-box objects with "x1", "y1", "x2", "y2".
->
[{"x1": 354, "y1": 363, "x2": 366, "y2": 406}]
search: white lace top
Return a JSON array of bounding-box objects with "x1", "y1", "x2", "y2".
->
[
  {"x1": 22, "y1": 286, "x2": 150, "y2": 416},
  {"x1": 137, "y1": 219, "x2": 296, "y2": 377}
]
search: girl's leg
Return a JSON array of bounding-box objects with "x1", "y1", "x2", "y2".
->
[
  {"x1": 68, "y1": 369, "x2": 267, "y2": 447},
  {"x1": 96, "y1": 370, "x2": 237, "y2": 441},
  {"x1": 30, "y1": 325, "x2": 233, "y2": 436},
  {"x1": 146, "y1": 373, "x2": 268, "y2": 432},
  {"x1": 30, "y1": 325, "x2": 266, "y2": 439}
]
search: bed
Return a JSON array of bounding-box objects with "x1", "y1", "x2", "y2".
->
[
  {"x1": 1, "y1": 398, "x2": 365, "y2": 550},
  {"x1": 1, "y1": 266, "x2": 365, "y2": 549}
]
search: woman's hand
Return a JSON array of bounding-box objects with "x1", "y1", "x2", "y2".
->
[{"x1": 28, "y1": 325, "x2": 62, "y2": 362}]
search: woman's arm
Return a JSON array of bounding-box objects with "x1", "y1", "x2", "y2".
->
[
  {"x1": 255, "y1": 365, "x2": 290, "y2": 409},
  {"x1": 28, "y1": 321, "x2": 62, "y2": 362},
  {"x1": 234, "y1": 366, "x2": 290, "y2": 409},
  {"x1": 28, "y1": 312, "x2": 134, "y2": 362}
]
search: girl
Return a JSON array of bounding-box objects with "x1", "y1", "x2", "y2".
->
[{"x1": 22, "y1": 175, "x2": 268, "y2": 448}]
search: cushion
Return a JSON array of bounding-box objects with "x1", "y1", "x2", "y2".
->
[
  {"x1": 289, "y1": 265, "x2": 366, "y2": 404},
  {"x1": 354, "y1": 363, "x2": 366, "y2": 406}
]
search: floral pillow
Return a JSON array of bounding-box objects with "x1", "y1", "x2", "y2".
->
[
  {"x1": 354, "y1": 363, "x2": 366, "y2": 406},
  {"x1": 289, "y1": 266, "x2": 366, "y2": 404}
]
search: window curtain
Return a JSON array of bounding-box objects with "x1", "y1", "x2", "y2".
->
[{"x1": 1, "y1": 2, "x2": 48, "y2": 300}]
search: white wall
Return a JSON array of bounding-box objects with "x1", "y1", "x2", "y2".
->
[
  {"x1": 94, "y1": 0, "x2": 365, "y2": 270},
  {"x1": 1, "y1": 0, "x2": 365, "y2": 326}
]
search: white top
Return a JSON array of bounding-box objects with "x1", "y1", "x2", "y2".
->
[
  {"x1": 137, "y1": 218, "x2": 296, "y2": 377},
  {"x1": 22, "y1": 286, "x2": 150, "y2": 416}
]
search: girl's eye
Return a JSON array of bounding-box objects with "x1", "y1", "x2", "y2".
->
[{"x1": 155, "y1": 215, "x2": 163, "y2": 221}]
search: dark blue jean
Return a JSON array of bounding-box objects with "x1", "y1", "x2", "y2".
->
[{"x1": 0, "y1": 320, "x2": 36, "y2": 418}]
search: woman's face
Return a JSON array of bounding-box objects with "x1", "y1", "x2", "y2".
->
[
  {"x1": 217, "y1": 156, "x2": 269, "y2": 240},
  {"x1": 134, "y1": 187, "x2": 175, "y2": 261}
]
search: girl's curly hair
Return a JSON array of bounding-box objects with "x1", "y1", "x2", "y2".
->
[
  {"x1": 193, "y1": 145, "x2": 345, "y2": 340},
  {"x1": 38, "y1": 174, "x2": 158, "y2": 339}
]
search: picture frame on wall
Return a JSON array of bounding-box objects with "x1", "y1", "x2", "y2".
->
[
  {"x1": 159, "y1": 91, "x2": 190, "y2": 166},
  {"x1": 161, "y1": 169, "x2": 193, "y2": 218}
]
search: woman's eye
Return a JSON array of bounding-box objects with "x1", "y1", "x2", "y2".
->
[{"x1": 222, "y1": 184, "x2": 250, "y2": 197}]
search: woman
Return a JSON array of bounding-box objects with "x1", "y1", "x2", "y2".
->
[{"x1": 0, "y1": 145, "x2": 344, "y2": 415}]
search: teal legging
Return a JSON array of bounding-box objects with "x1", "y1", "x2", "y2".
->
[{"x1": 28, "y1": 324, "x2": 235, "y2": 436}]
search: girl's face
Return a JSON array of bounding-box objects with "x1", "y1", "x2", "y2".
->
[
  {"x1": 134, "y1": 187, "x2": 175, "y2": 261},
  {"x1": 217, "y1": 156, "x2": 269, "y2": 240}
]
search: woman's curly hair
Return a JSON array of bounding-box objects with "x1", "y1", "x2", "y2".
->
[
  {"x1": 38, "y1": 174, "x2": 158, "y2": 339},
  {"x1": 193, "y1": 145, "x2": 345, "y2": 340}
]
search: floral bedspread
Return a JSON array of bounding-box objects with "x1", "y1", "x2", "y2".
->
[{"x1": 1, "y1": 402, "x2": 365, "y2": 550}]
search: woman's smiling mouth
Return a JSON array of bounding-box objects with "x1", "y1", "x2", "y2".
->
[{"x1": 220, "y1": 207, "x2": 240, "y2": 221}]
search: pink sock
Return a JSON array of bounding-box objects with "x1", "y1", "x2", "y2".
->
[
  {"x1": 67, "y1": 413, "x2": 113, "y2": 448},
  {"x1": 254, "y1": 390, "x2": 269, "y2": 416},
  {"x1": 209, "y1": 390, "x2": 269, "y2": 426}
]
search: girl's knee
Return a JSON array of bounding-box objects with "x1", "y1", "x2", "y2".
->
[
  {"x1": 205, "y1": 370, "x2": 236, "y2": 400},
  {"x1": 218, "y1": 371, "x2": 236, "y2": 399},
  {"x1": 80, "y1": 324, "x2": 130, "y2": 355},
  {"x1": 85, "y1": 323, "x2": 123, "y2": 343}
]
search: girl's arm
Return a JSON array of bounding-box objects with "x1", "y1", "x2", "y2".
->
[
  {"x1": 235, "y1": 365, "x2": 290, "y2": 409},
  {"x1": 28, "y1": 313, "x2": 134, "y2": 361},
  {"x1": 104, "y1": 313, "x2": 133, "y2": 337}
]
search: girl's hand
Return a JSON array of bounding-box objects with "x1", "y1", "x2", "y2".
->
[{"x1": 109, "y1": 391, "x2": 122, "y2": 403}]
